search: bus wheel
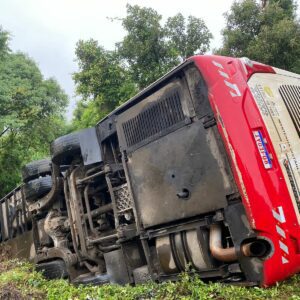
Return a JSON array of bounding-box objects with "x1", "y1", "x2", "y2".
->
[
  {"x1": 24, "y1": 176, "x2": 52, "y2": 202},
  {"x1": 22, "y1": 159, "x2": 52, "y2": 183},
  {"x1": 50, "y1": 132, "x2": 81, "y2": 165}
]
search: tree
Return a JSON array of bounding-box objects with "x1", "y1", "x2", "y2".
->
[
  {"x1": 267, "y1": 0, "x2": 297, "y2": 18},
  {"x1": 0, "y1": 27, "x2": 9, "y2": 58},
  {"x1": 0, "y1": 31, "x2": 68, "y2": 196},
  {"x1": 218, "y1": 0, "x2": 300, "y2": 73},
  {"x1": 117, "y1": 5, "x2": 174, "y2": 89},
  {"x1": 118, "y1": 5, "x2": 213, "y2": 89},
  {"x1": 165, "y1": 13, "x2": 212, "y2": 59},
  {"x1": 247, "y1": 18, "x2": 300, "y2": 72},
  {"x1": 72, "y1": 96, "x2": 107, "y2": 129},
  {"x1": 218, "y1": 0, "x2": 261, "y2": 57},
  {"x1": 72, "y1": 39, "x2": 137, "y2": 129}
]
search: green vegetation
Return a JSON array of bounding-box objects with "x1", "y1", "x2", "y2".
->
[
  {"x1": 1, "y1": 260, "x2": 300, "y2": 300},
  {"x1": 118, "y1": 5, "x2": 212, "y2": 89},
  {"x1": 218, "y1": 0, "x2": 300, "y2": 73},
  {"x1": 72, "y1": 4, "x2": 212, "y2": 129},
  {"x1": 0, "y1": 27, "x2": 69, "y2": 196},
  {"x1": 72, "y1": 40, "x2": 137, "y2": 130}
]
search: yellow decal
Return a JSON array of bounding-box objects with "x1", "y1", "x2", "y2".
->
[{"x1": 264, "y1": 86, "x2": 274, "y2": 98}]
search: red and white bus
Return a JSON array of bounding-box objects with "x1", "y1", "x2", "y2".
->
[{"x1": 1, "y1": 55, "x2": 300, "y2": 286}]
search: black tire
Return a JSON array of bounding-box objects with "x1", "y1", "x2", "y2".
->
[
  {"x1": 51, "y1": 131, "x2": 81, "y2": 165},
  {"x1": 24, "y1": 176, "x2": 52, "y2": 201},
  {"x1": 22, "y1": 158, "x2": 52, "y2": 183},
  {"x1": 36, "y1": 260, "x2": 68, "y2": 279}
]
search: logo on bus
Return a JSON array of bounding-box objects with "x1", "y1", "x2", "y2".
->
[{"x1": 253, "y1": 130, "x2": 272, "y2": 169}]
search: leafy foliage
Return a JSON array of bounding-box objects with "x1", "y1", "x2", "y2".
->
[
  {"x1": 0, "y1": 27, "x2": 10, "y2": 58},
  {"x1": 165, "y1": 13, "x2": 213, "y2": 59},
  {"x1": 0, "y1": 30, "x2": 68, "y2": 196},
  {"x1": 219, "y1": 0, "x2": 261, "y2": 57},
  {"x1": 72, "y1": 5, "x2": 212, "y2": 129},
  {"x1": 118, "y1": 5, "x2": 212, "y2": 89},
  {"x1": 1, "y1": 259, "x2": 300, "y2": 299},
  {"x1": 117, "y1": 5, "x2": 176, "y2": 89},
  {"x1": 72, "y1": 39, "x2": 137, "y2": 129},
  {"x1": 218, "y1": 0, "x2": 300, "y2": 73}
]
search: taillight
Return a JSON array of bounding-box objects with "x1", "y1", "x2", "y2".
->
[{"x1": 240, "y1": 57, "x2": 275, "y2": 80}]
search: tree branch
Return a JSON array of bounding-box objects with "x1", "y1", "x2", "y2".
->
[{"x1": 0, "y1": 127, "x2": 10, "y2": 138}]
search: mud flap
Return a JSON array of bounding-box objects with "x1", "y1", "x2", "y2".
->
[
  {"x1": 36, "y1": 259, "x2": 68, "y2": 279},
  {"x1": 104, "y1": 249, "x2": 131, "y2": 284}
]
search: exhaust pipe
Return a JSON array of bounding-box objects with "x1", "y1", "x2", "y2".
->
[
  {"x1": 209, "y1": 224, "x2": 270, "y2": 262},
  {"x1": 241, "y1": 240, "x2": 269, "y2": 257},
  {"x1": 209, "y1": 224, "x2": 237, "y2": 262}
]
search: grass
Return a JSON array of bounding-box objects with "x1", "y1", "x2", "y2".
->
[{"x1": 0, "y1": 260, "x2": 300, "y2": 299}]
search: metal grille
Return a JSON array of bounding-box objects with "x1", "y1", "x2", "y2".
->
[
  {"x1": 283, "y1": 159, "x2": 300, "y2": 206},
  {"x1": 113, "y1": 184, "x2": 132, "y2": 213},
  {"x1": 122, "y1": 89, "x2": 185, "y2": 147},
  {"x1": 279, "y1": 85, "x2": 300, "y2": 136}
]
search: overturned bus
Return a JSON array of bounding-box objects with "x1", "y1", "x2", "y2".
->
[{"x1": 1, "y1": 55, "x2": 300, "y2": 287}]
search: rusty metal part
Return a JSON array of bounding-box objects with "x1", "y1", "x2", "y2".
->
[
  {"x1": 35, "y1": 246, "x2": 77, "y2": 267},
  {"x1": 113, "y1": 184, "x2": 133, "y2": 214},
  {"x1": 156, "y1": 235, "x2": 179, "y2": 274},
  {"x1": 209, "y1": 224, "x2": 237, "y2": 262},
  {"x1": 44, "y1": 209, "x2": 69, "y2": 248},
  {"x1": 65, "y1": 166, "x2": 106, "y2": 271},
  {"x1": 82, "y1": 260, "x2": 100, "y2": 273},
  {"x1": 87, "y1": 233, "x2": 118, "y2": 245},
  {"x1": 83, "y1": 203, "x2": 113, "y2": 220},
  {"x1": 85, "y1": 165, "x2": 102, "y2": 176},
  {"x1": 32, "y1": 216, "x2": 41, "y2": 252},
  {"x1": 77, "y1": 169, "x2": 106, "y2": 184},
  {"x1": 37, "y1": 218, "x2": 52, "y2": 247},
  {"x1": 20, "y1": 187, "x2": 29, "y2": 231},
  {"x1": 68, "y1": 167, "x2": 89, "y2": 256},
  {"x1": 97, "y1": 244, "x2": 120, "y2": 252},
  {"x1": 82, "y1": 184, "x2": 113, "y2": 234},
  {"x1": 63, "y1": 175, "x2": 81, "y2": 260},
  {"x1": 83, "y1": 185, "x2": 96, "y2": 234},
  {"x1": 121, "y1": 153, "x2": 141, "y2": 232},
  {"x1": 0, "y1": 185, "x2": 30, "y2": 241},
  {"x1": 156, "y1": 229, "x2": 213, "y2": 275},
  {"x1": 209, "y1": 224, "x2": 267, "y2": 262},
  {"x1": 105, "y1": 174, "x2": 120, "y2": 228},
  {"x1": 28, "y1": 164, "x2": 63, "y2": 213}
]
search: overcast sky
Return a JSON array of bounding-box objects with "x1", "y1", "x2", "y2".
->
[{"x1": 0, "y1": 0, "x2": 235, "y2": 120}]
